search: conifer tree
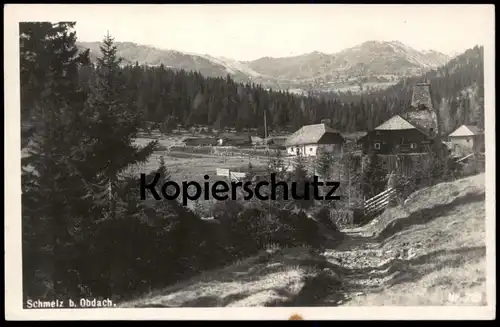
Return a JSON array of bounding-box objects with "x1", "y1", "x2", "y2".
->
[
  {"x1": 78, "y1": 32, "x2": 157, "y2": 220},
  {"x1": 21, "y1": 22, "x2": 91, "y2": 300}
]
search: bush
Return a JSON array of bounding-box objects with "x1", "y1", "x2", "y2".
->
[
  {"x1": 315, "y1": 207, "x2": 340, "y2": 232},
  {"x1": 460, "y1": 158, "x2": 485, "y2": 177},
  {"x1": 24, "y1": 176, "x2": 328, "y2": 304}
]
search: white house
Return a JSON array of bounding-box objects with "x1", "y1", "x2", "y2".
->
[
  {"x1": 448, "y1": 124, "x2": 484, "y2": 156},
  {"x1": 285, "y1": 121, "x2": 344, "y2": 157}
]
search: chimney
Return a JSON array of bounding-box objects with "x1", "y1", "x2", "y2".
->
[
  {"x1": 410, "y1": 82, "x2": 433, "y2": 110},
  {"x1": 402, "y1": 82, "x2": 439, "y2": 138}
]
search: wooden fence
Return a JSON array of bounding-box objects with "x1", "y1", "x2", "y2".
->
[
  {"x1": 363, "y1": 187, "x2": 398, "y2": 216},
  {"x1": 363, "y1": 180, "x2": 411, "y2": 216}
]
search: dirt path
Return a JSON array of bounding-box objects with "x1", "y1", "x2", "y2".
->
[
  {"x1": 307, "y1": 173, "x2": 487, "y2": 306},
  {"x1": 121, "y1": 174, "x2": 486, "y2": 307}
]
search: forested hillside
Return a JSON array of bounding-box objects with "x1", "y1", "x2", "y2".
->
[
  {"x1": 326, "y1": 45, "x2": 485, "y2": 134},
  {"x1": 24, "y1": 37, "x2": 484, "y2": 136}
]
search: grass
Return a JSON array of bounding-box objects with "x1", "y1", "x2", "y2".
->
[
  {"x1": 132, "y1": 136, "x2": 270, "y2": 181},
  {"x1": 333, "y1": 173, "x2": 487, "y2": 306},
  {"x1": 119, "y1": 173, "x2": 487, "y2": 307},
  {"x1": 130, "y1": 135, "x2": 271, "y2": 210},
  {"x1": 118, "y1": 247, "x2": 327, "y2": 307}
]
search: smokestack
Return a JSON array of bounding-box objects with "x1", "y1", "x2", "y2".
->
[
  {"x1": 402, "y1": 82, "x2": 439, "y2": 138},
  {"x1": 411, "y1": 82, "x2": 433, "y2": 110}
]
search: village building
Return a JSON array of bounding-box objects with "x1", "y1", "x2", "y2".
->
[
  {"x1": 285, "y1": 119, "x2": 344, "y2": 157},
  {"x1": 358, "y1": 115, "x2": 435, "y2": 155},
  {"x1": 183, "y1": 137, "x2": 218, "y2": 146},
  {"x1": 356, "y1": 82, "x2": 450, "y2": 179},
  {"x1": 217, "y1": 133, "x2": 252, "y2": 146},
  {"x1": 341, "y1": 131, "x2": 367, "y2": 153},
  {"x1": 358, "y1": 82, "x2": 441, "y2": 156},
  {"x1": 448, "y1": 124, "x2": 485, "y2": 157},
  {"x1": 251, "y1": 136, "x2": 265, "y2": 146}
]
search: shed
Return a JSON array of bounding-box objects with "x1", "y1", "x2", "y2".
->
[{"x1": 448, "y1": 125, "x2": 485, "y2": 156}]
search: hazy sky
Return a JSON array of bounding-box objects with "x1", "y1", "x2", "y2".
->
[{"x1": 14, "y1": 4, "x2": 495, "y2": 61}]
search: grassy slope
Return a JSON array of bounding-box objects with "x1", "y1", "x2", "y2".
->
[{"x1": 119, "y1": 173, "x2": 487, "y2": 307}]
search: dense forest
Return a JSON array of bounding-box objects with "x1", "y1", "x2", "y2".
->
[{"x1": 22, "y1": 24, "x2": 484, "y2": 136}]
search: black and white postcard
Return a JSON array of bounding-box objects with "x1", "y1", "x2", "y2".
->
[{"x1": 4, "y1": 4, "x2": 496, "y2": 320}]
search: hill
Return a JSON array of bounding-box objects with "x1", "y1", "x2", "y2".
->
[
  {"x1": 327, "y1": 45, "x2": 484, "y2": 133},
  {"x1": 77, "y1": 41, "x2": 257, "y2": 81},
  {"x1": 119, "y1": 173, "x2": 486, "y2": 307},
  {"x1": 247, "y1": 41, "x2": 450, "y2": 93},
  {"x1": 26, "y1": 40, "x2": 483, "y2": 135},
  {"x1": 77, "y1": 40, "x2": 450, "y2": 94}
]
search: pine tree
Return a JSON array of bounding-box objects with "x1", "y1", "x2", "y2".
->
[
  {"x1": 21, "y1": 22, "x2": 91, "y2": 300},
  {"x1": 79, "y1": 32, "x2": 157, "y2": 221}
]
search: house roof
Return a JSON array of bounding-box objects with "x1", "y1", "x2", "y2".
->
[
  {"x1": 356, "y1": 115, "x2": 431, "y2": 144},
  {"x1": 449, "y1": 125, "x2": 483, "y2": 137},
  {"x1": 285, "y1": 123, "x2": 342, "y2": 146},
  {"x1": 374, "y1": 115, "x2": 419, "y2": 131}
]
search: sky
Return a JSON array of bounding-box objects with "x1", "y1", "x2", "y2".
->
[{"x1": 11, "y1": 4, "x2": 495, "y2": 61}]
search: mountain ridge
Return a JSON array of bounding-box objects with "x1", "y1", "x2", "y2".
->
[{"x1": 77, "y1": 40, "x2": 452, "y2": 93}]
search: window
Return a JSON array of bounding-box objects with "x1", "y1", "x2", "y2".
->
[
  {"x1": 374, "y1": 142, "x2": 381, "y2": 149},
  {"x1": 410, "y1": 143, "x2": 417, "y2": 149},
  {"x1": 310, "y1": 148, "x2": 313, "y2": 152}
]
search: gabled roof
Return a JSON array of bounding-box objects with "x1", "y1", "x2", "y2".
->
[
  {"x1": 357, "y1": 115, "x2": 430, "y2": 144},
  {"x1": 374, "y1": 115, "x2": 419, "y2": 131},
  {"x1": 285, "y1": 123, "x2": 342, "y2": 146},
  {"x1": 449, "y1": 125, "x2": 483, "y2": 137}
]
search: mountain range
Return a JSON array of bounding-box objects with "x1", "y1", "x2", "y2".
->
[{"x1": 77, "y1": 40, "x2": 451, "y2": 94}]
